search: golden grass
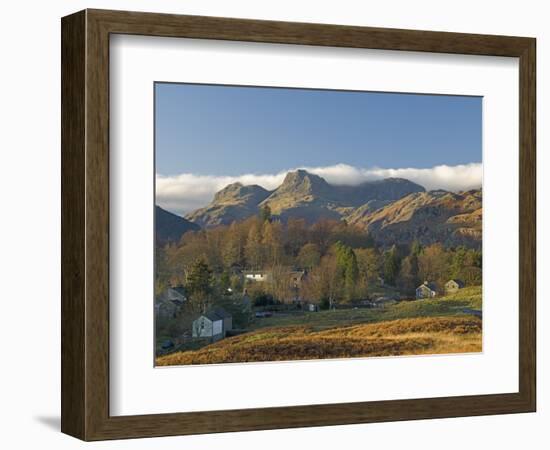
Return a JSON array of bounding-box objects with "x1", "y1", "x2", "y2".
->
[{"x1": 156, "y1": 316, "x2": 481, "y2": 366}]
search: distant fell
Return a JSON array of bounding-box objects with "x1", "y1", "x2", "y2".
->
[
  {"x1": 187, "y1": 169, "x2": 425, "y2": 227},
  {"x1": 186, "y1": 183, "x2": 271, "y2": 228},
  {"x1": 155, "y1": 205, "x2": 200, "y2": 244},
  {"x1": 182, "y1": 170, "x2": 481, "y2": 247},
  {"x1": 345, "y1": 189, "x2": 482, "y2": 247}
]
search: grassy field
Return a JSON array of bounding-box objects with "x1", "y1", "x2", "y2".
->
[
  {"x1": 156, "y1": 286, "x2": 482, "y2": 365},
  {"x1": 246, "y1": 286, "x2": 482, "y2": 331},
  {"x1": 156, "y1": 315, "x2": 481, "y2": 365}
]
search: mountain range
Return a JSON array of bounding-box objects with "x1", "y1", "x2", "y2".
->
[
  {"x1": 187, "y1": 169, "x2": 425, "y2": 226},
  {"x1": 158, "y1": 169, "x2": 482, "y2": 247}
]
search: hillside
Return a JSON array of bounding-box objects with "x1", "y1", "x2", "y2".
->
[
  {"x1": 244, "y1": 286, "x2": 482, "y2": 331},
  {"x1": 156, "y1": 286, "x2": 482, "y2": 364},
  {"x1": 155, "y1": 205, "x2": 200, "y2": 244},
  {"x1": 345, "y1": 189, "x2": 482, "y2": 247},
  {"x1": 156, "y1": 315, "x2": 481, "y2": 365}
]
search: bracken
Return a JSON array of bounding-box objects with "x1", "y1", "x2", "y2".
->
[{"x1": 156, "y1": 316, "x2": 481, "y2": 366}]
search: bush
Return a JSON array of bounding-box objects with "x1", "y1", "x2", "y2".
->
[
  {"x1": 253, "y1": 293, "x2": 275, "y2": 307},
  {"x1": 319, "y1": 297, "x2": 331, "y2": 310}
]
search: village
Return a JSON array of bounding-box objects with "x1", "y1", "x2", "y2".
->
[
  {"x1": 154, "y1": 198, "x2": 483, "y2": 360},
  {"x1": 155, "y1": 265, "x2": 475, "y2": 356},
  {"x1": 151, "y1": 83, "x2": 484, "y2": 365}
]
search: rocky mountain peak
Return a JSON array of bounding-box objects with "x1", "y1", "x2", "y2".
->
[
  {"x1": 213, "y1": 183, "x2": 270, "y2": 204},
  {"x1": 279, "y1": 170, "x2": 330, "y2": 194}
]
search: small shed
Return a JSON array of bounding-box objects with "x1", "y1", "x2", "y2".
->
[
  {"x1": 192, "y1": 307, "x2": 233, "y2": 341},
  {"x1": 416, "y1": 282, "x2": 437, "y2": 299},
  {"x1": 445, "y1": 279, "x2": 465, "y2": 293}
]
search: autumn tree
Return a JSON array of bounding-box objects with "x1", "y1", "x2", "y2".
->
[
  {"x1": 267, "y1": 264, "x2": 293, "y2": 303},
  {"x1": 355, "y1": 247, "x2": 381, "y2": 284},
  {"x1": 205, "y1": 227, "x2": 224, "y2": 272},
  {"x1": 262, "y1": 220, "x2": 285, "y2": 266},
  {"x1": 285, "y1": 218, "x2": 308, "y2": 256},
  {"x1": 167, "y1": 231, "x2": 209, "y2": 280},
  {"x1": 301, "y1": 254, "x2": 339, "y2": 309},
  {"x1": 332, "y1": 222, "x2": 375, "y2": 249},
  {"x1": 297, "y1": 243, "x2": 321, "y2": 270},
  {"x1": 310, "y1": 220, "x2": 338, "y2": 254},
  {"x1": 244, "y1": 219, "x2": 264, "y2": 269},
  {"x1": 418, "y1": 243, "x2": 449, "y2": 286},
  {"x1": 222, "y1": 222, "x2": 245, "y2": 269}
]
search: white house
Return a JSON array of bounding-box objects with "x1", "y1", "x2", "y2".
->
[
  {"x1": 243, "y1": 271, "x2": 270, "y2": 282},
  {"x1": 192, "y1": 307, "x2": 233, "y2": 341}
]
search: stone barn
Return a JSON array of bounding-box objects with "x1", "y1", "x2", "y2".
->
[
  {"x1": 416, "y1": 282, "x2": 437, "y2": 299},
  {"x1": 445, "y1": 279, "x2": 465, "y2": 293}
]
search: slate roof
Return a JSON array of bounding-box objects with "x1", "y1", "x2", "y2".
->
[
  {"x1": 202, "y1": 307, "x2": 232, "y2": 322},
  {"x1": 446, "y1": 279, "x2": 465, "y2": 288},
  {"x1": 170, "y1": 286, "x2": 187, "y2": 296},
  {"x1": 417, "y1": 282, "x2": 437, "y2": 291}
]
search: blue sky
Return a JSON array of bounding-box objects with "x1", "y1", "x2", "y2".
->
[
  {"x1": 155, "y1": 82, "x2": 481, "y2": 176},
  {"x1": 154, "y1": 82, "x2": 482, "y2": 215}
]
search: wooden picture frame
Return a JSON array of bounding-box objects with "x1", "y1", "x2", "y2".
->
[{"x1": 61, "y1": 9, "x2": 536, "y2": 441}]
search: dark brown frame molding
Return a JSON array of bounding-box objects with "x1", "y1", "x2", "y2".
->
[{"x1": 61, "y1": 9, "x2": 536, "y2": 441}]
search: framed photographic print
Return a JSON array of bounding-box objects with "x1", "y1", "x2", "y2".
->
[{"x1": 61, "y1": 9, "x2": 536, "y2": 440}]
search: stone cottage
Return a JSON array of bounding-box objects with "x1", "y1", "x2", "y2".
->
[
  {"x1": 416, "y1": 281, "x2": 437, "y2": 299},
  {"x1": 445, "y1": 279, "x2": 465, "y2": 293}
]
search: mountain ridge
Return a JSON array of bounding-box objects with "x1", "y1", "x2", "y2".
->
[
  {"x1": 346, "y1": 189, "x2": 482, "y2": 247},
  {"x1": 166, "y1": 169, "x2": 482, "y2": 248},
  {"x1": 187, "y1": 170, "x2": 426, "y2": 226}
]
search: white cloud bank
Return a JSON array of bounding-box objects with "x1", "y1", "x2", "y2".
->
[{"x1": 156, "y1": 163, "x2": 482, "y2": 216}]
